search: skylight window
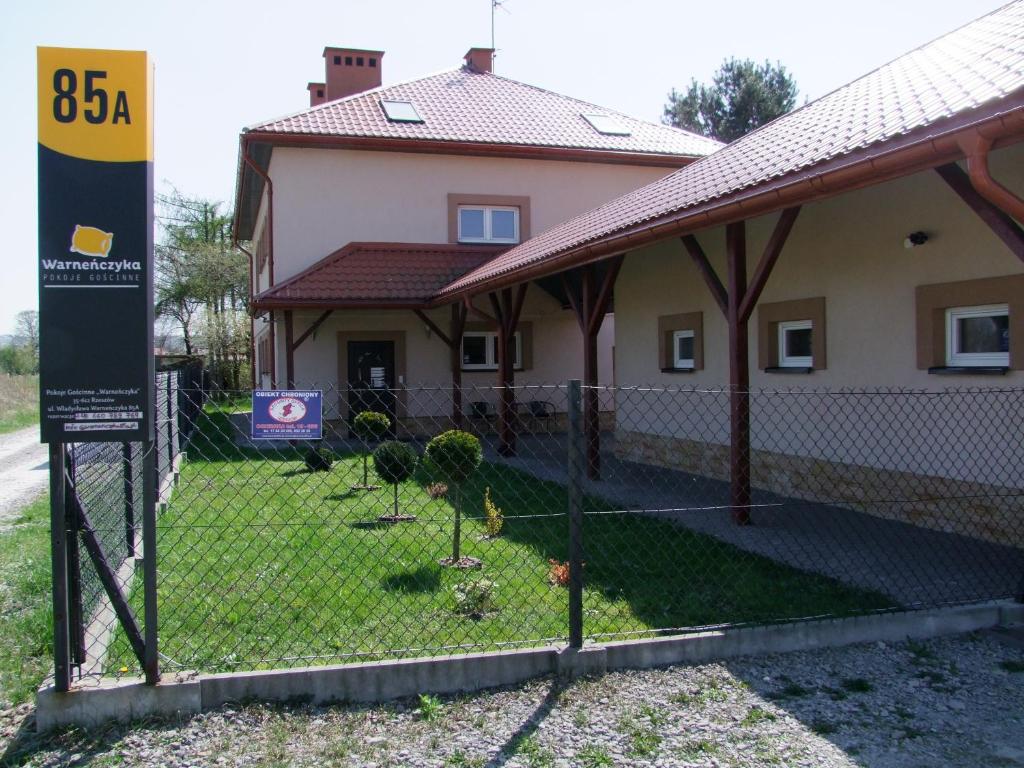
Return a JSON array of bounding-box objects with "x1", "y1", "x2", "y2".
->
[
  {"x1": 581, "y1": 113, "x2": 631, "y2": 136},
  {"x1": 380, "y1": 99, "x2": 424, "y2": 123}
]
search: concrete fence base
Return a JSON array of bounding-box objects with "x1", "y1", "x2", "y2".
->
[{"x1": 36, "y1": 600, "x2": 1024, "y2": 732}]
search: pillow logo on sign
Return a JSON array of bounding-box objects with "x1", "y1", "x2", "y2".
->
[
  {"x1": 268, "y1": 396, "x2": 307, "y2": 424},
  {"x1": 69, "y1": 225, "x2": 114, "y2": 258}
]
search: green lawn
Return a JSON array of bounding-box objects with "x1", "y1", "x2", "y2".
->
[
  {"x1": 0, "y1": 374, "x2": 38, "y2": 435},
  {"x1": 0, "y1": 496, "x2": 53, "y2": 707},
  {"x1": 106, "y1": 408, "x2": 894, "y2": 674}
]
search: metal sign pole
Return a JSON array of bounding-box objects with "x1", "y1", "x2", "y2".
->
[{"x1": 47, "y1": 444, "x2": 71, "y2": 692}]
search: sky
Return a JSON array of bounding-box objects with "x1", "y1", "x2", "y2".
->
[{"x1": 1, "y1": 0, "x2": 1007, "y2": 335}]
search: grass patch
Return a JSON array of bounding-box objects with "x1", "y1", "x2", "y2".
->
[
  {"x1": 999, "y1": 659, "x2": 1024, "y2": 673},
  {"x1": 577, "y1": 744, "x2": 613, "y2": 767},
  {"x1": 0, "y1": 495, "x2": 53, "y2": 706},
  {"x1": 106, "y1": 406, "x2": 895, "y2": 671},
  {"x1": 741, "y1": 706, "x2": 777, "y2": 727},
  {"x1": 677, "y1": 739, "x2": 719, "y2": 760},
  {"x1": 0, "y1": 374, "x2": 38, "y2": 434}
]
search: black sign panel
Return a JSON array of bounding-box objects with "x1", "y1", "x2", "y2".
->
[{"x1": 37, "y1": 48, "x2": 154, "y2": 443}]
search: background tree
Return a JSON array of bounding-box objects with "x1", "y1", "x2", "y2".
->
[
  {"x1": 155, "y1": 188, "x2": 251, "y2": 389},
  {"x1": 663, "y1": 58, "x2": 799, "y2": 143},
  {"x1": 0, "y1": 310, "x2": 40, "y2": 375},
  {"x1": 14, "y1": 311, "x2": 39, "y2": 362}
]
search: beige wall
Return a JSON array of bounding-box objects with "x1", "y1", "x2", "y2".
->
[
  {"x1": 613, "y1": 142, "x2": 1024, "y2": 485},
  {"x1": 265, "y1": 148, "x2": 674, "y2": 282}
]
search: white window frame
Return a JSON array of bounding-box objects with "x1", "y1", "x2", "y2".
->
[
  {"x1": 945, "y1": 304, "x2": 1009, "y2": 367},
  {"x1": 457, "y1": 206, "x2": 520, "y2": 244},
  {"x1": 778, "y1": 319, "x2": 813, "y2": 368},
  {"x1": 461, "y1": 331, "x2": 522, "y2": 370},
  {"x1": 671, "y1": 329, "x2": 695, "y2": 370}
]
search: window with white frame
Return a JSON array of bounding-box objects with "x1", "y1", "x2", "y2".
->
[
  {"x1": 457, "y1": 206, "x2": 519, "y2": 244},
  {"x1": 778, "y1": 319, "x2": 813, "y2": 368},
  {"x1": 461, "y1": 331, "x2": 522, "y2": 370},
  {"x1": 945, "y1": 304, "x2": 1009, "y2": 367},
  {"x1": 672, "y1": 330, "x2": 695, "y2": 369}
]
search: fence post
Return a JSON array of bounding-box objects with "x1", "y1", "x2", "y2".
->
[
  {"x1": 166, "y1": 372, "x2": 175, "y2": 474},
  {"x1": 65, "y1": 447, "x2": 85, "y2": 667},
  {"x1": 48, "y1": 443, "x2": 71, "y2": 692},
  {"x1": 123, "y1": 442, "x2": 135, "y2": 557},
  {"x1": 142, "y1": 438, "x2": 160, "y2": 684},
  {"x1": 567, "y1": 379, "x2": 584, "y2": 648}
]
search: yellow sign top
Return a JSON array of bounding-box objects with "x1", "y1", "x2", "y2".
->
[{"x1": 37, "y1": 47, "x2": 152, "y2": 163}]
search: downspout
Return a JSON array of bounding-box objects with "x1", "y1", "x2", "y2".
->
[
  {"x1": 236, "y1": 243, "x2": 257, "y2": 390},
  {"x1": 242, "y1": 138, "x2": 277, "y2": 387},
  {"x1": 242, "y1": 140, "x2": 275, "y2": 287},
  {"x1": 958, "y1": 132, "x2": 1024, "y2": 224}
]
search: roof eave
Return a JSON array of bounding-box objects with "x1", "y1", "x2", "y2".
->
[
  {"x1": 253, "y1": 298, "x2": 432, "y2": 312},
  {"x1": 437, "y1": 92, "x2": 1024, "y2": 301},
  {"x1": 240, "y1": 130, "x2": 704, "y2": 168}
]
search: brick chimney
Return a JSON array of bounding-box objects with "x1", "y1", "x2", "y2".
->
[
  {"x1": 464, "y1": 47, "x2": 494, "y2": 73},
  {"x1": 322, "y1": 47, "x2": 384, "y2": 101},
  {"x1": 307, "y1": 82, "x2": 327, "y2": 107}
]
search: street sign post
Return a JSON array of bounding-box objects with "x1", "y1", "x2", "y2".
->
[{"x1": 37, "y1": 47, "x2": 154, "y2": 443}]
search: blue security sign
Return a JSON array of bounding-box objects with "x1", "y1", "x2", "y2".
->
[{"x1": 252, "y1": 390, "x2": 323, "y2": 440}]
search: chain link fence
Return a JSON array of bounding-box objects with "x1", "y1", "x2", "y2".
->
[
  {"x1": 60, "y1": 378, "x2": 1024, "y2": 681},
  {"x1": 60, "y1": 358, "x2": 203, "y2": 680}
]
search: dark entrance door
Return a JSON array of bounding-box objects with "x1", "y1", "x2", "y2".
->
[{"x1": 347, "y1": 340, "x2": 397, "y2": 434}]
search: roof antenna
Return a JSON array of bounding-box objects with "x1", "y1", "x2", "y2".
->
[{"x1": 491, "y1": 0, "x2": 510, "y2": 73}]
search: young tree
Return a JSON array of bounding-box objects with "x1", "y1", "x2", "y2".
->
[
  {"x1": 155, "y1": 188, "x2": 251, "y2": 388},
  {"x1": 663, "y1": 58, "x2": 799, "y2": 143},
  {"x1": 425, "y1": 430, "x2": 483, "y2": 566},
  {"x1": 373, "y1": 441, "x2": 419, "y2": 521}
]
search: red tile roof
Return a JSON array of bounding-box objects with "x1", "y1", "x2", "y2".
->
[
  {"x1": 247, "y1": 67, "x2": 722, "y2": 158},
  {"x1": 440, "y1": 1, "x2": 1024, "y2": 296},
  {"x1": 252, "y1": 243, "x2": 497, "y2": 309}
]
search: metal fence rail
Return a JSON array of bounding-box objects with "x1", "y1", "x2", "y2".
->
[{"x1": 56, "y1": 377, "x2": 1024, "y2": 683}]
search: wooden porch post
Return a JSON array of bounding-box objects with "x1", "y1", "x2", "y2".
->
[
  {"x1": 725, "y1": 223, "x2": 751, "y2": 525},
  {"x1": 450, "y1": 303, "x2": 468, "y2": 428},
  {"x1": 562, "y1": 256, "x2": 624, "y2": 479},
  {"x1": 682, "y1": 206, "x2": 800, "y2": 525},
  {"x1": 489, "y1": 285, "x2": 528, "y2": 456},
  {"x1": 414, "y1": 305, "x2": 468, "y2": 428}
]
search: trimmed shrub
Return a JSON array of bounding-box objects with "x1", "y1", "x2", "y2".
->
[
  {"x1": 353, "y1": 410, "x2": 391, "y2": 442},
  {"x1": 373, "y1": 441, "x2": 419, "y2": 519},
  {"x1": 352, "y1": 410, "x2": 391, "y2": 489},
  {"x1": 424, "y1": 430, "x2": 482, "y2": 484},
  {"x1": 304, "y1": 447, "x2": 333, "y2": 472}
]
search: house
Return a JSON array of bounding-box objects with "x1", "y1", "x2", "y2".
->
[
  {"x1": 233, "y1": 46, "x2": 720, "y2": 446},
  {"x1": 433, "y1": 3, "x2": 1024, "y2": 543}
]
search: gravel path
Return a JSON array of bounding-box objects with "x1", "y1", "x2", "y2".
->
[
  {"x1": 3, "y1": 632, "x2": 1022, "y2": 767},
  {"x1": 0, "y1": 427, "x2": 47, "y2": 528}
]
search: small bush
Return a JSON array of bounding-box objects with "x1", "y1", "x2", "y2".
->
[
  {"x1": 353, "y1": 410, "x2": 390, "y2": 442},
  {"x1": 426, "y1": 482, "x2": 449, "y2": 499},
  {"x1": 483, "y1": 487, "x2": 503, "y2": 537},
  {"x1": 452, "y1": 578, "x2": 497, "y2": 618},
  {"x1": 424, "y1": 430, "x2": 482, "y2": 484},
  {"x1": 373, "y1": 441, "x2": 418, "y2": 485},
  {"x1": 304, "y1": 447, "x2": 333, "y2": 472}
]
